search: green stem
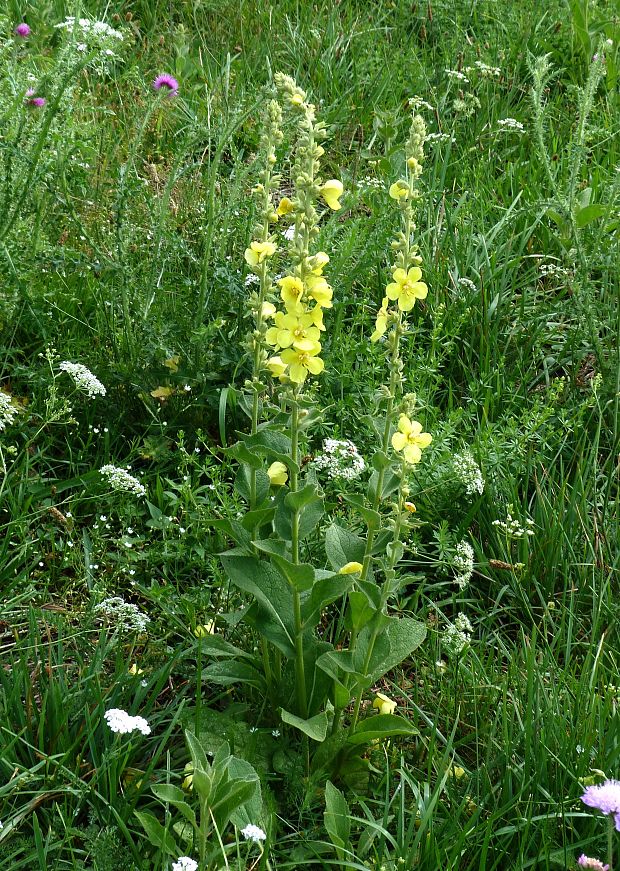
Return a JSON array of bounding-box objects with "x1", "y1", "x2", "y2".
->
[
  {"x1": 289, "y1": 395, "x2": 308, "y2": 718},
  {"x1": 608, "y1": 814, "x2": 614, "y2": 871}
]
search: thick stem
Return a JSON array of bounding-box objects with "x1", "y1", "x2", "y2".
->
[{"x1": 289, "y1": 395, "x2": 308, "y2": 718}]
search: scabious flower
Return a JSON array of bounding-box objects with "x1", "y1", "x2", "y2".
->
[
  {"x1": 241, "y1": 823, "x2": 267, "y2": 844},
  {"x1": 391, "y1": 414, "x2": 432, "y2": 464},
  {"x1": 578, "y1": 857, "x2": 609, "y2": 870},
  {"x1": 386, "y1": 267, "x2": 428, "y2": 311},
  {"x1": 15, "y1": 23, "x2": 31, "y2": 37},
  {"x1": 59, "y1": 361, "x2": 106, "y2": 397},
  {"x1": 582, "y1": 780, "x2": 620, "y2": 830},
  {"x1": 104, "y1": 708, "x2": 151, "y2": 735},
  {"x1": 172, "y1": 858, "x2": 198, "y2": 871},
  {"x1": 152, "y1": 73, "x2": 179, "y2": 96},
  {"x1": 100, "y1": 465, "x2": 146, "y2": 497},
  {"x1": 373, "y1": 692, "x2": 397, "y2": 715}
]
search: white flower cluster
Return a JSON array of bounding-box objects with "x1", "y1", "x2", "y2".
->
[
  {"x1": 241, "y1": 823, "x2": 267, "y2": 843},
  {"x1": 453, "y1": 540, "x2": 475, "y2": 589},
  {"x1": 497, "y1": 118, "x2": 525, "y2": 132},
  {"x1": 457, "y1": 277, "x2": 477, "y2": 292},
  {"x1": 313, "y1": 439, "x2": 366, "y2": 480},
  {"x1": 104, "y1": 708, "x2": 151, "y2": 735},
  {"x1": 55, "y1": 17, "x2": 123, "y2": 41},
  {"x1": 443, "y1": 613, "x2": 473, "y2": 656},
  {"x1": 409, "y1": 96, "x2": 435, "y2": 112},
  {"x1": 100, "y1": 465, "x2": 146, "y2": 497},
  {"x1": 94, "y1": 596, "x2": 150, "y2": 632},
  {"x1": 445, "y1": 69, "x2": 469, "y2": 83},
  {"x1": 0, "y1": 392, "x2": 19, "y2": 432},
  {"x1": 172, "y1": 859, "x2": 198, "y2": 871},
  {"x1": 244, "y1": 273, "x2": 260, "y2": 286},
  {"x1": 359, "y1": 175, "x2": 384, "y2": 190},
  {"x1": 465, "y1": 60, "x2": 501, "y2": 78},
  {"x1": 59, "y1": 362, "x2": 106, "y2": 398},
  {"x1": 425, "y1": 132, "x2": 456, "y2": 145},
  {"x1": 539, "y1": 262, "x2": 572, "y2": 278},
  {"x1": 452, "y1": 451, "x2": 484, "y2": 496},
  {"x1": 492, "y1": 507, "x2": 535, "y2": 538}
]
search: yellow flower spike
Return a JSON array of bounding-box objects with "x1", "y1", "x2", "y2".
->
[
  {"x1": 128, "y1": 663, "x2": 144, "y2": 676},
  {"x1": 194, "y1": 621, "x2": 215, "y2": 637},
  {"x1": 267, "y1": 461, "x2": 288, "y2": 486},
  {"x1": 261, "y1": 301, "x2": 276, "y2": 319},
  {"x1": 372, "y1": 692, "x2": 398, "y2": 715},
  {"x1": 309, "y1": 252, "x2": 330, "y2": 274},
  {"x1": 370, "y1": 296, "x2": 390, "y2": 343},
  {"x1": 266, "y1": 311, "x2": 321, "y2": 351},
  {"x1": 244, "y1": 240, "x2": 277, "y2": 267},
  {"x1": 389, "y1": 180, "x2": 410, "y2": 200},
  {"x1": 320, "y1": 179, "x2": 344, "y2": 210},
  {"x1": 305, "y1": 274, "x2": 333, "y2": 308},
  {"x1": 339, "y1": 561, "x2": 363, "y2": 574},
  {"x1": 404, "y1": 501, "x2": 417, "y2": 513},
  {"x1": 280, "y1": 345, "x2": 324, "y2": 384},
  {"x1": 407, "y1": 156, "x2": 420, "y2": 171},
  {"x1": 277, "y1": 275, "x2": 305, "y2": 313},
  {"x1": 391, "y1": 414, "x2": 432, "y2": 464},
  {"x1": 266, "y1": 355, "x2": 287, "y2": 377},
  {"x1": 385, "y1": 266, "x2": 428, "y2": 312},
  {"x1": 277, "y1": 197, "x2": 294, "y2": 217}
]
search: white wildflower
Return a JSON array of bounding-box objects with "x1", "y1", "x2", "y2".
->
[
  {"x1": 457, "y1": 277, "x2": 477, "y2": 292},
  {"x1": 94, "y1": 596, "x2": 150, "y2": 632},
  {"x1": 59, "y1": 362, "x2": 106, "y2": 397},
  {"x1": 104, "y1": 708, "x2": 151, "y2": 735},
  {"x1": 443, "y1": 613, "x2": 473, "y2": 657},
  {"x1": 172, "y1": 859, "x2": 198, "y2": 871},
  {"x1": 244, "y1": 273, "x2": 260, "y2": 287},
  {"x1": 283, "y1": 225, "x2": 295, "y2": 241},
  {"x1": 313, "y1": 438, "x2": 365, "y2": 480},
  {"x1": 409, "y1": 96, "x2": 435, "y2": 112},
  {"x1": 100, "y1": 465, "x2": 146, "y2": 497},
  {"x1": 452, "y1": 451, "x2": 484, "y2": 496},
  {"x1": 0, "y1": 392, "x2": 19, "y2": 432},
  {"x1": 497, "y1": 118, "x2": 525, "y2": 132},
  {"x1": 425, "y1": 132, "x2": 456, "y2": 144},
  {"x1": 445, "y1": 69, "x2": 469, "y2": 82},
  {"x1": 492, "y1": 505, "x2": 535, "y2": 538},
  {"x1": 241, "y1": 823, "x2": 267, "y2": 843},
  {"x1": 453, "y1": 540, "x2": 475, "y2": 589}
]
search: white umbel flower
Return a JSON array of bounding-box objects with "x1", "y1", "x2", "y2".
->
[
  {"x1": 172, "y1": 858, "x2": 198, "y2": 871},
  {"x1": 104, "y1": 708, "x2": 151, "y2": 735},
  {"x1": 453, "y1": 540, "x2": 475, "y2": 589},
  {"x1": 241, "y1": 823, "x2": 267, "y2": 843},
  {"x1": 59, "y1": 362, "x2": 106, "y2": 397},
  {"x1": 0, "y1": 392, "x2": 19, "y2": 431},
  {"x1": 100, "y1": 465, "x2": 146, "y2": 497}
]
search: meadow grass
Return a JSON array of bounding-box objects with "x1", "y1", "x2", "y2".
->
[{"x1": 0, "y1": 0, "x2": 619, "y2": 869}]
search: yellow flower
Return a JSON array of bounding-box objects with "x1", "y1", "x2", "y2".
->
[
  {"x1": 389, "y1": 180, "x2": 410, "y2": 200},
  {"x1": 128, "y1": 663, "x2": 144, "y2": 676},
  {"x1": 277, "y1": 197, "x2": 294, "y2": 216},
  {"x1": 266, "y1": 355, "x2": 287, "y2": 377},
  {"x1": 391, "y1": 414, "x2": 432, "y2": 464},
  {"x1": 266, "y1": 311, "x2": 321, "y2": 351},
  {"x1": 267, "y1": 461, "x2": 288, "y2": 486},
  {"x1": 290, "y1": 92, "x2": 305, "y2": 107},
  {"x1": 407, "y1": 156, "x2": 420, "y2": 171},
  {"x1": 244, "y1": 240, "x2": 277, "y2": 267},
  {"x1": 308, "y1": 304, "x2": 326, "y2": 331},
  {"x1": 309, "y1": 252, "x2": 330, "y2": 274},
  {"x1": 261, "y1": 301, "x2": 276, "y2": 319},
  {"x1": 280, "y1": 345, "x2": 324, "y2": 383},
  {"x1": 194, "y1": 621, "x2": 215, "y2": 637},
  {"x1": 182, "y1": 762, "x2": 194, "y2": 791},
  {"x1": 386, "y1": 267, "x2": 428, "y2": 312},
  {"x1": 320, "y1": 179, "x2": 343, "y2": 210},
  {"x1": 370, "y1": 296, "x2": 390, "y2": 343},
  {"x1": 451, "y1": 765, "x2": 466, "y2": 779},
  {"x1": 404, "y1": 501, "x2": 417, "y2": 513},
  {"x1": 277, "y1": 275, "x2": 305, "y2": 313},
  {"x1": 339, "y1": 561, "x2": 363, "y2": 574},
  {"x1": 305, "y1": 274, "x2": 333, "y2": 308},
  {"x1": 373, "y1": 692, "x2": 397, "y2": 715}
]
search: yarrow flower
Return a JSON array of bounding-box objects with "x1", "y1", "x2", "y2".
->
[
  {"x1": 581, "y1": 780, "x2": 620, "y2": 831},
  {"x1": 15, "y1": 23, "x2": 31, "y2": 37},
  {"x1": 497, "y1": 117, "x2": 525, "y2": 132},
  {"x1": 100, "y1": 465, "x2": 146, "y2": 497},
  {"x1": 313, "y1": 438, "x2": 366, "y2": 480},
  {"x1": 0, "y1": 392, "x2": 19, "y2": 432},
  {"x1": 452, "y1": 451, "x2": 484, "y2": 496},
  {"x1": 443, "y1": 613, "x2": 473, "y2": 657},
  {"x1": 453, "y1": 540, "x2": 475, "y2": 590},
  {"x1": 59, "y1": 361, "x2": 106, "y2": 397},
  {"x1": 578, "y1": 856, "x2": 609, "y2": 870},
  {"x1": 104, "y1": 708, "x2": 151, "y2": 736},
  {"x1": 152, "y1": 73, "x2": 179, "y2": 97},
  {"x1": 94, "y1": 596, "x2": 150, "y2": 633},
  {"x1": 241, "y1": 823, "x2": 267, "y2": 844},
  {"x1": 172, "y1": 857, "x2": 198, "y2": 871}
]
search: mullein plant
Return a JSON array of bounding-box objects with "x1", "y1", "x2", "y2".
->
[{"x1": 216, "y1": 84, "x2": 431, "y2": 776}]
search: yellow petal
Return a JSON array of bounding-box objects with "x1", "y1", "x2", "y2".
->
[
  {"x1": 268, "y1": 461, "x2": 288, "y2": 486},
  {"x1": 150, "y1": 386, "x2": 174, "y2": 401},
  {"x1": 277, "y1": 196, "x2": 294, "y2": 216},
  {"x1": 398, "y1": 414, "x2": 413, "y2": 435},
  {"x1": 403, "y1": 443, "x2": 422, "y2": 464},
  {"x1": 392, "y1": 431, "x2": 407, "y2": 452},
  {"x1": 407, "y1": 267, "x2": 423, "y2": 282},
  {"x1": 339, "y1": 561, "x2": 363, "y2": 574},
  {"x1": 305, "y1": 355, "x2": 324, "y2": 375}
]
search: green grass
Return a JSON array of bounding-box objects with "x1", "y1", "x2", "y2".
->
[{"x1": 1, "y1": 0, "x2": 619, "y2": 868}]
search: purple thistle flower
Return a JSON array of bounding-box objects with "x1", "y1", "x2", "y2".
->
[
  {"x1": 15, "y1": 22, "x2": 31, "y2": 37},
  {"x1": 152, "y1": 73, "x2": 179, "y2": 97},
  {"x1": 578, "y1": 856, "x2": 610, "y2": 870},
  {"x1": 24, "y1": 89, "x2": 46, "y2": 108},
  {"x1": 581, "y1": 779, "x2": 620, "y2": 829}
]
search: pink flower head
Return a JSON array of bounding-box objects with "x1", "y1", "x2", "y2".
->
[
  {"x1": 24, "y1": 89, "x2": 46, "y2": 108},
  {"x1": 581, "y1": 780, "x2": 620, "y2": 823},
  {"x1": 15, "y1": 23, "x2": 31, "y2": 37},
  {"x1": 152, "y1": 74, "x2": 179, "y2": 97},
  {"x1": 578, "y1": 856, "x2": 610, "y2": 870}
]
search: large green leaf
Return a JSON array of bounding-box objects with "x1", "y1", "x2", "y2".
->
[
  {"x1": 325, "y1": 523, "x2": 365, "y2": 571},
  {"x1": 211, "y1": 778, "x2": 258, "y2": 831},
  {"x1": 324, "y1": 780, "x2": 351, "y2": 857},
  {"x1": 202, "y1": 660, "x2": 265, "y2": 688},
  {"x1": 301, "y1": 572, "x2": 354, "y2": 628},
  {"x1": 280, "y1": 707, "x2": 329, "y2": 741},
  {"x1": 151, "y1": 784, "x2": 197, "y2": 827},
  {"x1": 134, "y1": 811, "x2": 178, "y2": 856},
  {"x1": 356, "y1": 616, "x2": 426, "y2": 684},
  {"x1": 271, "y1": 554, "x2": 315, "y2": 592},
  {"x1": 347, "y1": 713, "x2": 419, "y2": 744}
]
